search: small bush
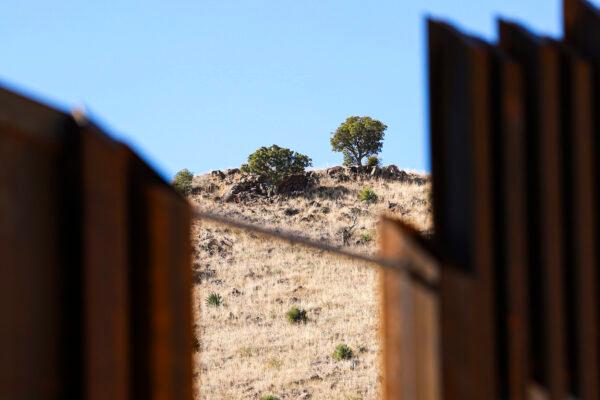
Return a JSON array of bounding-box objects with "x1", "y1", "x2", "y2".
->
[
  {"x1": 172, "y1": 168, "x2": 194, "y2": 196},
  {"x1": 206, "y1": 292, "x2": 222, "y2": 307},
  {"x1": 358, "y1": 187, "x2": 378, "y2": 203},
  {"x1": 265, "y1": 357, "x2": 283, "y2": 370},
  {"x1": 286, "y1": 307, "x2": 307, "y2": 324},
  {"x1": 240, "y1": 145, "x2": 312, "y2": 185},
  {"x1": 366, "y1": 155, "x2": 381, "y2": 168},
  {"x1": 360, "y1": 232, "x2": 373, "y2": 243},
  {"x1": 260, "y1": 395, "x2": 280, "y2": 400},
  {"x1": 237, "y1": 346, "x2": 254, "y2": 358},
  {"x1": 333, "y1": 344, "x2": 353, "y2": 361}
]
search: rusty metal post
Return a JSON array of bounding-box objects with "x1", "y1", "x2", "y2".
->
[{"x1": 379, "y1": 217, "x2": 440, "y2": 400}]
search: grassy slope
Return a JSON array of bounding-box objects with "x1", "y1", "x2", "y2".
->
[{"x1": 190, "y1": 171, "x2": 431, "y2": 400}]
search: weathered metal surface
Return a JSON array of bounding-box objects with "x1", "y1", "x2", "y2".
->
[
  {"x1": 555, "y1": 44, "x2": 600, "y2": 400},
  {"x1": 80, "y1": 122, "x2": 130, "y2": 400},
  {"x1": 379, "y1": 217, "x2": 440, "y2": 400},
  {"x1": 499, "y1": 21, "x2": 568, "y2": 399},
  {"x1": 0, "y1": 86, "x2": 193, "y2": 399},
  {"x1": 429, "y1": 20, "x2": 497, "y2": 400},
  {"x1": 422, "y1": 1, "x2": 600, "y2": 398},
  {"x1": 0, "y1": 87, "x2": 82, "y2": 399},
  {"x1": 145, "y1": 185, "x2": 192, "y2": 400},
  {"x1": 490, "y1": 52, "x2": 529, "y2": 400},
  {"x1": 563, "y1": 3, "x2": 600, "y2": 396}
]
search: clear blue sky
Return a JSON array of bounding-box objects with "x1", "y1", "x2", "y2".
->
[{"x1": 2, "y1": 1, "x2": 580, "y2": 178}]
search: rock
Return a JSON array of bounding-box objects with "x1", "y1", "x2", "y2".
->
[
  {"x1": 381, "y1": 164, "x2": 400, "y2": 179},
  {"x1": 222, "y1": 174, "x2": 267, "y2": 201},
  {"x1": 284, "y1": 207, "x2": 300, "y2": 216},
  {"x1": 276, "y1": 173, "x2": 313, "y2": 194},
  {"x1": 334, "y1": 173, "x2": 350, "y2": 182},
  {"x1": 326, "y1": 166, "x2": 344, "y2": 176},
  {"x1": 223, "y1": 186, "x2": 239, "y2": 202},
  {"x1": 200, "y1": 182, "x2": 219, "y2": 193},
  {"x1": 226, "y1": 168, "x2": 240, "y2": 175},
  {"x1": 211, "y1": 170, "x2": 226, "y2": 179}
]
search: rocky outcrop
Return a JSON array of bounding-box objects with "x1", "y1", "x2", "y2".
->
[
  {"x1": 222, "y1": 174, "x2": 268, "y2": 202},
  {"x1": 193, "y1": 164, "x2": 428, "y2": 203},
  {"x1": 323, "y1": 164, "x2": 428, "y2": 184},
  {"x1": 276, "y1": 173, "x2": 316, "y2": 194}
]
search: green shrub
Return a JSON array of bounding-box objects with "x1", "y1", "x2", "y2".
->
[
  {"x1": 333, "y1": 344, "x2": 353, "y2": 361},
  {"x1": 366, "y1": 155, "x2": 381, "y2": 168},
  {"x1": 260, "y1": 395, "x2": 280, "y2": 400},
  {"x1": 172, "y1": 168, "x2": 194, "y2": 196},
  {"x1": 360, "y1": 232, "x2": 373, "y2": 243},
  {"x1": 206, "y1": 292, "x2": 222, "y2": 307},
  {"x1": 358, "y1": 187, "x2": 378, "y2": 203},
  {"x1": 240, "y1": 145, "x2": 312, "y2": 185},
  {"x1": 286, "y1": 307, "x2": 307, "y2": 324}
]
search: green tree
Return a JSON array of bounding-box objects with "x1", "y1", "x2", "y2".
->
[
  {"x1": 330, "y1": 116, "x2": 387, "y2": 166},
  {"x1": 172, "y1": 168, "x2": 194, "y2": 196},
  {"x1": 241, "y1": 145, "x2": 312, "y2": 184}
]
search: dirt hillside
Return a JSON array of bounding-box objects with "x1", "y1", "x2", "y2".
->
[{"x1": 190, "y1": 166, "x2": 432, "y2": 400}]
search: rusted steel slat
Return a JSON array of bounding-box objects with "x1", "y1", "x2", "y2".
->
[
  {"x1": 428, "y1": 20, "x2": 497, "y2": 400},
  {"x1": 127, "y1": 153, "x2": 193, "y2": 400},
  {"x1": 570, "y1": 54, "x2": 600, "y2": 400},
  {"x1": 145, "y1": 185, "x2": 193, "y2": 400},
  {"x1": 80, "y1": 122, "x2": 130, "y2": 400},
  {"x1": 557, "y1": 46, "x2": 600, "y2": 399},
  {"x1": 564, "y1": 0, "x2": 600, "y2": 64},
  {"x1": 379, "y1": 218, "x2": 440, "y2": 400},
  {"x1": 0, "y1": 87, "x2": 82, "y2": 399},
  {"x1": 499, "y1": 21, "x2": 567, "y2": 399},
  {"x1": 493, "y1": 54, "x2": 529, "y2": 400},
  {"x1": 564, "y1": 2, "x2": 600, "y2": 394}
]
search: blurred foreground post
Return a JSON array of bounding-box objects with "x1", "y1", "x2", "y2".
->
[
  {"x1": 0, "y1": 87, "x2": 193, "y2": 400},
  {"x1": 379, "y1": 217, "x2": 440, "y2": 400}
]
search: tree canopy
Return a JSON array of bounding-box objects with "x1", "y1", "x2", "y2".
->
[
  {"x1": 330, "y1": 116, "x2": 387, "y2": 166},
  {"x1": 172, "y1": 168, "x2": 194, "y2": 196},
  {"x1": 241, "y1": 145, "x2": 312, "y2": 184}
]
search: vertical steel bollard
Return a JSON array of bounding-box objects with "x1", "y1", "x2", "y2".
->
[{"x1": 379, "y1": 217, "x2": 440, "y2": 400}]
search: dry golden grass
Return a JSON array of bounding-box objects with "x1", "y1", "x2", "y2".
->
[{"x1": 190, "y1": 171, "x2": 431, "y2": 399}]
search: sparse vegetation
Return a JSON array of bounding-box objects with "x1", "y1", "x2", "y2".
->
[
  {"x1": 172, "y1": 168, "x2": 194, "y2": 196},
  {"x1": 260, "y1": 395, "x2": 280, "y2": 400},
  {"x1": 360, "y1": 232, "x2": 373, "y2": 243},
  {"x1": 331, "y1": 116, "x2": 387, "y2": 166},
  {"x1": 286, "y1": 306, "x2": 307, "y2": 324},
  {"x1": 366, "y1": 155, "x2": 381, "y2": 168},
  {"x1": 358, "y1": 187, "x2": 378, "y2": 203},
  {"x1": 241, "y1": 145, "x2": 312, "y2": 185},
  {"x1": 205, "y1": 292, "x2": 222, "y2": 307},
  {"x1": 265, "y1": 357, "x2": 283, "y2": 370},
  {"x1": 192, "y1": 168, "x2": 431, "y2": 399},
  {"x1": 333, "y1": 344, "x2": 353, "y2": 361}
]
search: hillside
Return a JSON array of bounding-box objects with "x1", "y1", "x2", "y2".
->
[{"x1": 190, "y1": 166, "x2": 432, "y2": 400}]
